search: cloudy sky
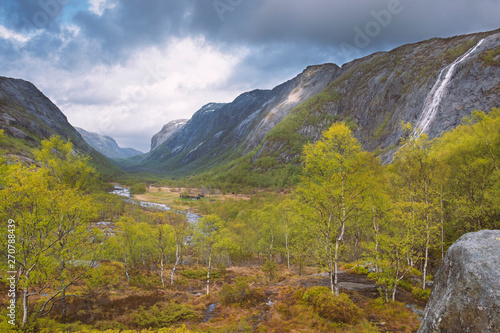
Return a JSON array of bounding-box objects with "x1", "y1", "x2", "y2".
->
[{"x1": 0, "y1": 0, "x2": 499, "y2": 152}]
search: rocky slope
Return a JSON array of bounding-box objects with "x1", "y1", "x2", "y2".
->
[
  {"x1": 137, "y1": 29, "x2": 500, "y2": 175},
  {"x1": 140, "y1": 64, "x2": 341, "y2": 173},
  {"x1": 418, "y1": 230, "x2": 500, "y2": 333},
  {"x1": 76, "y1": 127, "x2": 143, "y2": 159},
  {"x1": 0, "y1": 77, "x2": 122, "y2": 176},
  {"x1": 150, "y1": 119, "x2": 189, "y2": 151}
]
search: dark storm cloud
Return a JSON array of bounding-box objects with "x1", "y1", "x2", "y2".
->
[
  {"x1": 2, "y1": 0, "x2": 67, "y2": 33},
  {"x1": 4, "y1": 0, "x2": 499, "y2": 69}
]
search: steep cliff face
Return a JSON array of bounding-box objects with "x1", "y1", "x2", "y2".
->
[
  {"x1": 141, "y1": 64, "x2": 341, "y2": 173},
  {"x1": 0, "y1": 77, "x2": 122, "y2": 175},
  {"x1": 150, "y1": 119, "x2": 189, "y2": 151},
  {"x1": 76, "y1": 127, "x2": 143, "y2": 159},
  {"x1": 138, "y1": 29, "x2": 499, "y2": 175},
  {"x1": 256, "y1": 29, "x2": 500, "y2": 165},
  {"x1": 418, "y1": 230, "x2": 500, "y2": 333}
]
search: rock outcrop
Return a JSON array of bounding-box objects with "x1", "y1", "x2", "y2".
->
[
  {"x1": 76, "y1": 127, "x2": 143, "y2": 159},
  {"x1": 418, "y1": 230, "x2": 500, "y2": 333},
  {"x1": 141, "y1": 64, "x2": 341, "y2": 172},
  {"x1": 150, "y1": 119, "x2": 189, "y2": 151},
  {"x1": 0, "y1": 76, "x2": 122, "y2": 175}
]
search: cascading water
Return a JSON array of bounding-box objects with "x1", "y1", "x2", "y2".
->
[{"x1": 413, "y1": 38, "x2": 485, "y2": 137}]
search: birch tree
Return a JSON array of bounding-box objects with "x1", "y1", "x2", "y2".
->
[{"x1": 295, "y1": 123, "x2": 378, "y2": 295}]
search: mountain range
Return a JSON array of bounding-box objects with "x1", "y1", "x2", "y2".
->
[
  {"x1": 75, "y1": 127, "x2": 143, "y2": 160},
  {"x1": 1, "y1": 29, "x2": 499, "y2": 181},
  {"x1": 137, "y1": 29, "x2": 500, "y2": 175}
]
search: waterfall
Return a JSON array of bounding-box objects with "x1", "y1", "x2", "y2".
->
[{"x1": 413, "y1": 38, "x2": 485, "y2": 137}]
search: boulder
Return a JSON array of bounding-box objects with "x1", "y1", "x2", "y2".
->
[{"x1": 418, "y1": 230, "x2": 500, "y2": 333}]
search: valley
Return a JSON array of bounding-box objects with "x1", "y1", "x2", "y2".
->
[{"x1": 0, "y1": 27, "x2": 499, "y2": 333}]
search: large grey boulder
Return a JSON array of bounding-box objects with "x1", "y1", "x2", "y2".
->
[{"x1": 418, "y1": 230, "x2": 500, "y2": 333}]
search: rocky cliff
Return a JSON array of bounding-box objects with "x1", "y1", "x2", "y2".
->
[
  {"x1": 76, "y1": 127, "x2": 143, "y2": 159},
  {"x1": 418, "y1": 230, "x2": 500, "y2": 333},
  {"x1": 137, "y1": 29, "x2": 500, "y2": 175},
  {"x1": 150, "y1": 119, "x2": 189, "y2": 151},
  {"x1": 141, "y1": 64, "x2": 341, "y2": 173},
  {"x1": 0, "y1": 76, "x2": 122, "y2": 176}
]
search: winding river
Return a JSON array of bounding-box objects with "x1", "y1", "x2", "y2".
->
[{"x1": 110, "y1": 186, "x2": 201, "y2": 224}]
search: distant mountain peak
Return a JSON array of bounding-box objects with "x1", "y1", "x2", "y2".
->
[{"x1": 75, "y1": 127, "x2": 143, "y2": 159}]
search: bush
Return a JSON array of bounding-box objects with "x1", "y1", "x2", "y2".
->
[
  {"x1": 261, "y1": 259, "x2": 278, "y2": 282},
  {"x1": 180, "y1": 268, "x2": 222, "y2": 280},
  {"x1": 219, "y1": 277, "x2": 266, "y2": 307},
  {"x1": 353, "y1": 265, "x2": 369, "y2": 275},
  {"x1": 412, "y1": 287, "x2": 431, "y2": 302},
  {"x1": 397, "y1": 279, "x2": 413, "y2": 292},
  {"x1": 130, "y1": 183, "x2": 147, "y2": 195},
  {"x1": 133, "y1": 302, "x2": 198, "y2": 328},
  {"x1": 343, "y1": 263, "x2": 355, "y2": 270},
  {"x1": 299, "y1": 287, "x2": 362, "y2": 324}
]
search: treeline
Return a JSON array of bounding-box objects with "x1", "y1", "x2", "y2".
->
[{"x1": 0, "y1": 108, "x2": 498, "y2": 332}]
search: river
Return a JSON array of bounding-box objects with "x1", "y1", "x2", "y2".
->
[{"x1": 110, "y1": 186, "x2": 201, "y2": 224}]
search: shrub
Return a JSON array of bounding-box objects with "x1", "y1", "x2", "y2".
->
[
  {"x1": 299, "y1": 287, "x2": 362, "y2": 324},
  {"x1": 133, "y1": 302, "x2": 198, "y2": 328},
  {"x1": 397, "y1": 279, "x2": 413, "y2": 292},
  {"x1": 412, "y1": 287, "x2": 431, "y2": 302},
  {"x1": 219, "y1": 277, "x2": 266, "y2": 307},
  {"x1": 261, "y1": 259, "x2": 278, "y2": 282},
  {"x1": 343, "y1": 263, "x2": 355, "y2": 270},
  {"x1": 130, "y1": 183, "x2": 146, "y2": 195},
  {"x1": 353, "y1": 265, "x2": 369, "y2": 275}
]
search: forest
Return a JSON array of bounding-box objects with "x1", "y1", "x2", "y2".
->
[{"x1": 0, "y1": 108, "x2": 499, "y2": 332}]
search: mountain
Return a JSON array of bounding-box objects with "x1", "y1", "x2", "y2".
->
[
  {"x1": 150, "y1": 119, "x2": 189, "y2": 151},
  {"x1": 137, "y1": 29, "x2": 500, "y2": 178},
  {"x1": 0, "y1": 77, "x2": 123, "y2": 177},
  {"x1": 76, "y1": 127, "x2": 143, "y2": 159},
  {"x1": 140, "y1": 63, "x2": 341, "y2": 173}
]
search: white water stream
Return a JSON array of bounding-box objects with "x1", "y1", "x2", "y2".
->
[
  {"x1": 110, "y1": 186, "x2": 201, "y2": 224},
  {"x1": 413, "y1": 38, "x2": 485, "y2": 137}
]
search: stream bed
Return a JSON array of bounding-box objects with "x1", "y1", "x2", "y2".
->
[{"x1": 110, "y1": 186, "x2": 201, "y2": 224}]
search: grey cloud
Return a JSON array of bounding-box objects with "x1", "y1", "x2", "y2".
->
[{"x1": 3, "y1": 0, "x2": 67, "y2": 33}]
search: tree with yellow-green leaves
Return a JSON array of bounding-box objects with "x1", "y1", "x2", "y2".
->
[
  {"x1": 193, "y1": 214, "x2": 233, "y2": 295},
  {"x1": 295, "y1": 122, "x2": 379, "y2": 295},
  {"x1": 390, "y1": 124, "x2": 439, "y2": 290},
  {"x1": 432, "y1": 108, "x2": 500, "y2": 240},
  {"x1": 0, "y1": 136, "x2": 101, "y2": 329}
]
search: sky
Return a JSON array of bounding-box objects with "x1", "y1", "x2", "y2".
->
[{"x1": 0, "y1": 0, "x2": 499, "y2": 152}]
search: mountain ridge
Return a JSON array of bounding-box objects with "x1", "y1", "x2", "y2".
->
[
  {"x1": 75, "y1": 127, "x2": 143, "y2": 160},
  {"x1": 135, "y1": 28, "x2": 500, "y2": 178},
  {"x1": 0, "y1": 76, "x2": 123, "y2": 177}
]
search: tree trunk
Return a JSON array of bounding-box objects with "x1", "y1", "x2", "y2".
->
[
  {"x1": 124, "y1": 257, "x2": 130, "y2": 283},
  {"x1": 440, "y1": 184, "x2": 445, "y2": 260},
  {"x1": 22, "y1": 286, "x2": 29, "y2": 328},
  {"x1": 160, "y1": 255, "x2": 165, "y2": 288},
  {"x1": 372, "y1": 206, "x2": 379, "y2": 272},
  {"x1": 206, "y1": 247, "x2": 212, "y2": 295},
  {"x1": 61, "y1": 287, "x2": 67, "y2": 319},
  {"x1": 334, "y1": 238, "x2": 340, "y2": 296},
  {"x1": 285, "y1": 233, "x2": 290, "y2": 273},
  {"x1": 269, "y1": 234, "x2": 274, "y2": 260},
  {"x1": 171, "y1": 243, "x2": 181, "y2": 285},
  {"x1": 422, "y1": 181, "x2": 430, "y2": 290}
]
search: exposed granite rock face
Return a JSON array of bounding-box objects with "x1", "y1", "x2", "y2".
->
[
  {"x1": 140, "y1": 64, "x2": 341, "y2": 172},
  {"x1": 150, "y1": 119, "x2": 189, "y2": 152},
  {"x1": 256, "y1": 29, "x2": 500, "y2": 165},
  {"x1": 76, "y1": 127, "x2": 143, "y2": 159},
  {"x1": 139, "y1": 29, "x2": 499, "y2": 174},
  {"x1": 0, "y1": 76, "x2": 120, "y2": 173},
  {"x1": 418, "y1": 230, "x2": 500, "y2": 333}
]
